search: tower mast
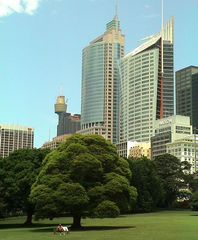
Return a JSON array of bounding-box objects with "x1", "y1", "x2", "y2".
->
[{"x1": 114, "y1": 0, "x2": 118, "y2": 19}]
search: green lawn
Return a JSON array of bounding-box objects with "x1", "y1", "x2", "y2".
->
[{"x1": 1, "y1": 211, "x2": 198, "y2": 240}]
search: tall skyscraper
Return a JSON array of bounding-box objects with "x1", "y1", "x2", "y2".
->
[
  {"x1": 80, "y1": 15, "x2": 125, "y2": 143},
  {"x1": 55, "y1": 96, "x2": 81, "y2": 136},
  {"x1": 120, "y1": 17, "x2": 174, "y2": 143},
  {"x1": 176, "y1": 66, "x2": 198, "y2": 130},
  {"x1": 0, "y1": 125, "x2": 34, "y2": 158}
]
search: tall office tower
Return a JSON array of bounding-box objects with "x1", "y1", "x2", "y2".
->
[
  {"x1": 80, "y1": 15, "x2": 125, "y2": 144},
  {"x1": 0, "y1": 125, "x2": 34, "y2": 158},
  {"x1": 55, "y1": 95, "x2": 81, "y2": 136},
  {"x1": 176, "y1": 66, "x2": 198, "y2": 130},
  {"x1": 120, "y1": 17, "x2": 174, "y2": 143}
]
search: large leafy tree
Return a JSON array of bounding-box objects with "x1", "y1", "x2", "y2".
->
[
  {"x1": 128, "y1": 157, "x2": 164, "y2": 212},
  {"x1": 191, "y1": 191, "x2": 198, "y2": 210},
  {"x1": 30, "y1": 134, "x2": 137, "y2": 228},
  {"x1": 0, "y1": 148, "x2": 49, "y2": 224},
  {"x1": 154, "y1": 154, "x2": 186, "y2": 208},
  {"x1": 0, "y1": 157, "x2": 6, "y2": 218}
]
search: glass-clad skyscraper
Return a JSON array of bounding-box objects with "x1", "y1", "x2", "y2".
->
[
  {"x1": 176, "y1": 66, "x2": 198, "y2": 130},
  {"x1": 120, "y1": 17, "x2": 174, "y2": 143},
  {"x1": 81, "y1": 15, "x2": 125, "y2": 143}
]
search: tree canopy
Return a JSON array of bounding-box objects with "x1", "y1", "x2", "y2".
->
[
  {"x1": 30, "y1": 134, "x2": 137, "y2": 228},
  {"x1": 154, "y1": 154, "x2": 187, "y2": 208},
  {"x1": 128, "y1": 157, "x2": 164, "y2": 212},
  {"x1": 0, "y1": 148, "x2": 49, "y2": 224}
]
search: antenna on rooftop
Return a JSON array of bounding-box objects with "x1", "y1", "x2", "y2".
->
[{"x1": 114, "y1": 0, "x2": 118, "y2": 19}]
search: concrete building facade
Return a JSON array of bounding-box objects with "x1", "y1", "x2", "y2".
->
[
  {"x1": 117, "y1": 141, "x2": 150, "y2": 159},
  {"x1": 166, "y1": 136, "x2": 198, "y2": 174},
  {"x1": 128, "y1": 142, "x2": 151, "y2": 159},
  {"x1": 120, "y1": 17, "x2": 174, "y2": 143},
  {"x1": 0, "y1": 125, "x2": 34, "y2": 158},
  {"x1": 151, "y1": 115, "x2": 192, "y2": 159},
  {"x1": 42, "y1": 134, "x2": 70, "y2": 150}
]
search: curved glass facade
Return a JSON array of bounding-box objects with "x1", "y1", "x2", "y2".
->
[
  {"x1": 81, "y1": 17, "x2": 125, "y2": 143},
  {"x1": 81, "y1": 43, "x2": 105, "y2": 124}
]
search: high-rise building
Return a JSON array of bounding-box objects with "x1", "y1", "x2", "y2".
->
[
  {"x1": 55, "y1": 96, "x2": 81, "y2": 136},
  {"x1": 80, "y1": 15, "x2": 125, "y2": 143},
  {"x1": 0, "y1": 125, "x2": 34, "y2": 158},
  {"x1": 176, "y1": 66, "x2": 198, "y2": 130},
  {"x1": 119, "y1": 17, "x2": 174, "y2": 143}
]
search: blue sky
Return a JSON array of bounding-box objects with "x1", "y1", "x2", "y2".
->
[{"x1": 0, "y1": 0, "x2": 197, "y2": 147}]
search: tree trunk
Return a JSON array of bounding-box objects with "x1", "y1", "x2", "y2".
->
[
  {"x1": 71, "y1": 214, "x2": 82, "y2": 229},
  {"x1": 24, "y1": 210, "x2": 33, "y2": 225}
]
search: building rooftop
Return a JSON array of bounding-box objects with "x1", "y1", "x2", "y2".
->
[{"x1": 0, "y1": 124, "x2": 34, "y2": 131}]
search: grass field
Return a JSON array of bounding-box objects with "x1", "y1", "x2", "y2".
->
[{"x1": 0, "y1": 211, "x2": 198, "y2": 240}]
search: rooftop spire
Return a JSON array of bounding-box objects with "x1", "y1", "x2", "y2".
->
[
  {"x1": 114, "y1": 0, "x2": 118, "y2": 20},
  {"x1": 106, "y1": 1, "x2": 120, "y2": 32}
]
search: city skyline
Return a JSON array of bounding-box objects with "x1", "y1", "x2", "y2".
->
[{"x1": 0, "y1": 0, "x2": 197, "y2": 147}]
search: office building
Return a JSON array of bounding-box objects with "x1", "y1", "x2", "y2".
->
[
  {"x1": 166, "y1": 136, "x2": 198, "y2": 174},
  {"x1": 176, "y1": 66, "x2": 198, "y2": 130},
  {"x1": 0, "y1": 125, "x2": 34, "y2": 158},
  {"x1": 151, "y1": 115, "x2": 192, "y2": 159},
  {"x1": 120, "y1": 17, "x2": 174, "y2": 143},
  {"x1": 116, "y1": 141, "x2": 129, "y2": 158},
  {"x1": 116, "y1": 141, "x2": 150, "y2": 159},
  {"x1": 128, "y1": 142, "x2": 151, "y2": 159},
  {"x1": 55, "y1": 95, "x2": 81, "y2": 136},
  {"x1": 42, "y1": 134, "x2": 70, "y2": 150},
  {"x1": 80, "y1": 14, "x2": 125, "y2": 144}
]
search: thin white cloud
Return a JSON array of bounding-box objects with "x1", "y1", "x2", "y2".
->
[{"x1": 0, "y1": 0, "x2": 40, "y2": 17}]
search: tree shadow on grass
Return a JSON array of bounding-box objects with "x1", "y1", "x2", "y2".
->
[
  {"x1": 31, "y1": 225, "x2": 135, "y2": 233},
  {"x1": 0, "y1": 223, "x2": 68, "y2": 230},
  {"x1": 30, "y1": 227, "x2": 56, "y2": 233},
  {"x1": 76, "y1": 226, "x2": 135, "y2": 231}
]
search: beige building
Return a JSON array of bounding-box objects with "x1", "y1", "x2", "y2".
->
[
  {"x1": 151, "y1": 115, "x2": 192, "y2": 158},
  {"x1": 77, "y1": 127, "x2": 106, "y2": 139},
  {"x1": 166, "y1": 136, "x2": 198, "y2": 174},
  {"x1": 129, "y1": 142, "x2": 151, "y2": 159},
  {"x1": 117, "y1": 141, "x2": 150, "y2": 159},
  {"x1": 0, "y1": 124, "x2": 34, "y2": 158},
  {"x1": 41, "y1": 134, "x2": 71, "y2": 150}
]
